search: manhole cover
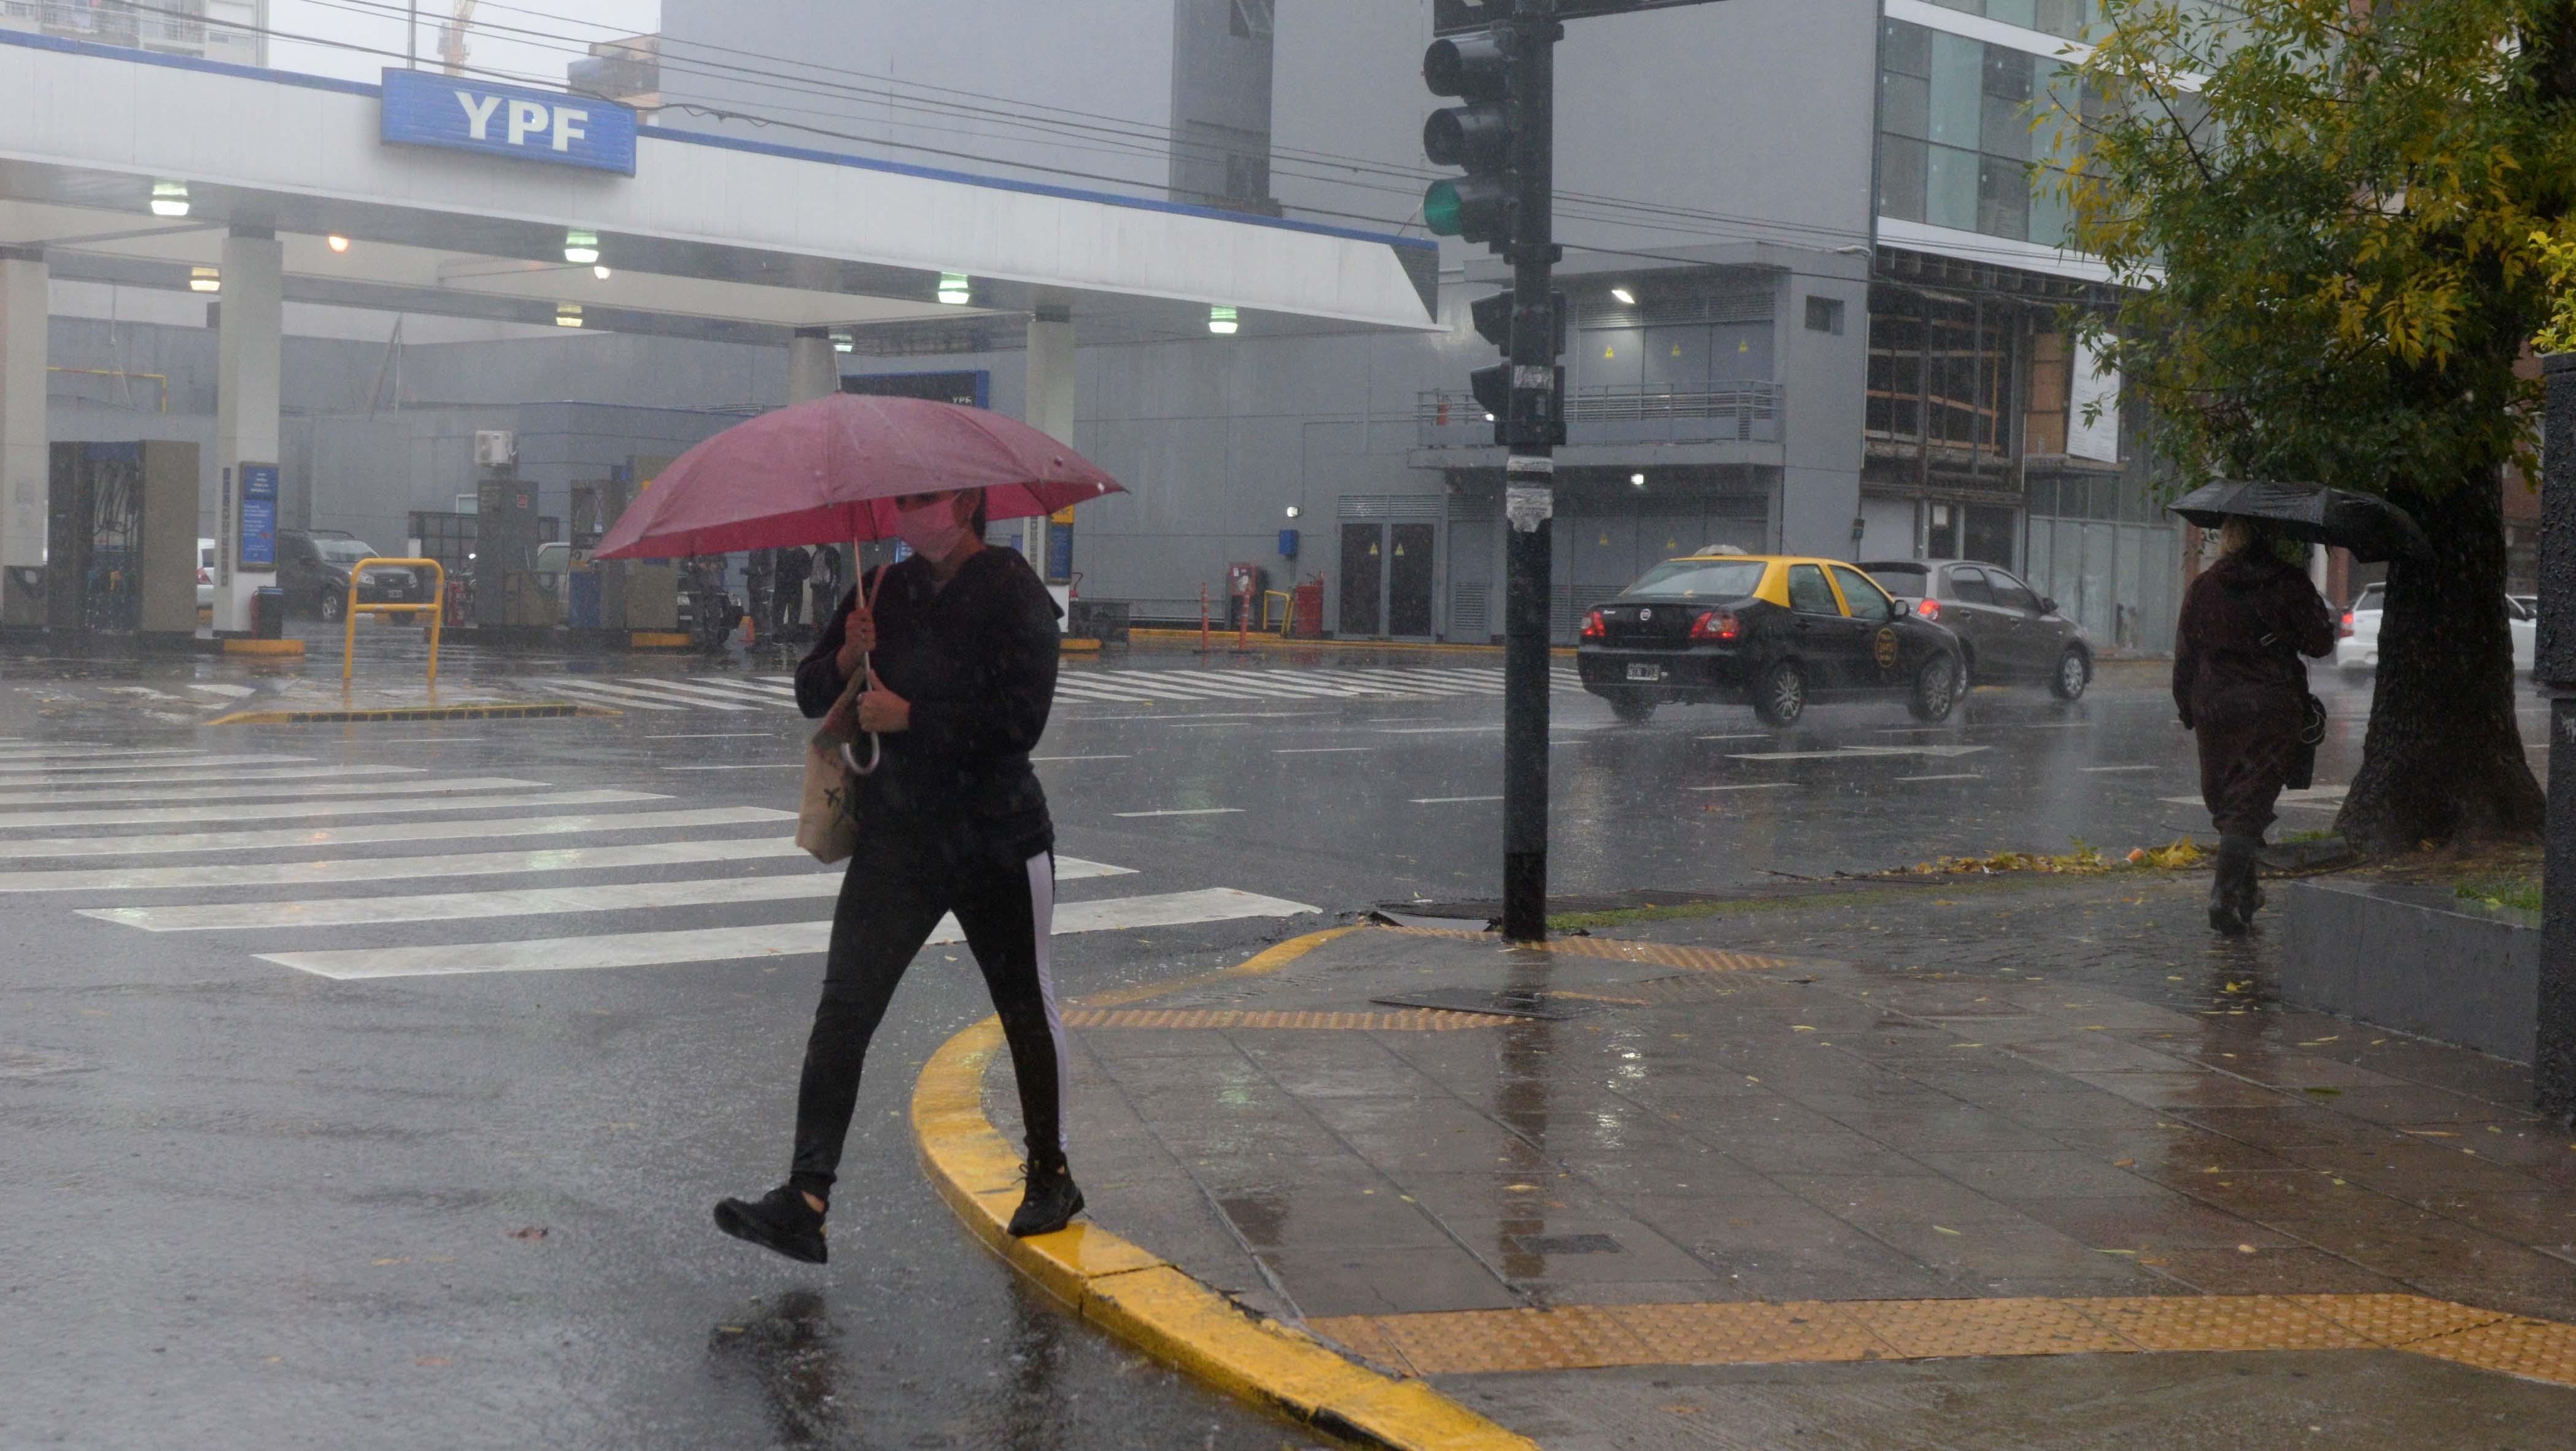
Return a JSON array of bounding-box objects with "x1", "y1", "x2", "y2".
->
[
  {"x1": 1367, "y1": 988, "x2": 1593, "y2": 1021},
  {"x1": 1510, "y1": 1233, "x2": 1622, "y2": 1255}
]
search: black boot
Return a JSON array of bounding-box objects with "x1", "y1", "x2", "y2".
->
[
  {"x1": 1007, "y1": 1156, "x2": 1085, "y2": 1238},
  {"x1": 2209, "y1": 836, "x2": 2253, "y2": 936},
  {"x1": 714, "y1": 1184, "x2": 829, "y2": 1264},
  {"x1": 2226, "y1": 833, "x2": 2267, "y2": 924}
]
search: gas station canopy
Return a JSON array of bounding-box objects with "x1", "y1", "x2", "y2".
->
[{"x1": 0, "y1": 29, "x2": 1441, "y2": 344}]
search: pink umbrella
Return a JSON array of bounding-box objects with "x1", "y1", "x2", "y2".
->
[{"x1": 591, "y1": 394, "x2": 1124, "y2": 559}]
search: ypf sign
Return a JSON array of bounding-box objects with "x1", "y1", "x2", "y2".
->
[{"x1": 379, "y1": 68, "x2": 638, "y2": 176}]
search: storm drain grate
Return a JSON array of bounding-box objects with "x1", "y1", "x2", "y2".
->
[{"x1": 1367, "y1": 987, "x2": 1596, "y2": 1021}]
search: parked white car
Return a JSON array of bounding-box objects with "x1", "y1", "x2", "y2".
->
[
  {"x1": 196, "y1": 537, "x2": 215, "y2": 610},
  {"x1": 2336, "y1": 583, "x2": 2534, "y2": 673}
]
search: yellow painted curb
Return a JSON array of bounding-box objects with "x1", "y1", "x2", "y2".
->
[
  {"x1": 220, "y1": 638, "x2": 304, "y2": 656},
  {"x1": 631, "y1": 630, "x2": 692, "y2": 648},
  {"x1": 910, "y1": 930, "x2": 1537, "y2": 1451},
  {"x1": 1061, "y1": 637, "x2": 1104, "y2": 653}
]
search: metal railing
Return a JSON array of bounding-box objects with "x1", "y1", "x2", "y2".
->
[
  {"x1": 1415, "y1": 382, "x2": 1782, "y2": 449},
  {"x1": 341, "y1": 559, "x2": 447, "y2": 688}
]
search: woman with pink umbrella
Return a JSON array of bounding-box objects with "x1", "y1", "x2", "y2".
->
[{"x1": 595, "y1": 394, "x2": 1120, "y2": 1261}]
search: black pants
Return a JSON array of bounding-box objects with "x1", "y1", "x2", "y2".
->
[
  {"x1": 2193, "y1": 692, "x2": 2301, "y2": 839},
  {"x1": 788, "y1": 838, "x2": 1065, "y2": 1199},
  {"x1": 773, "y1": 582, "x2": 805, "y2": 633}
]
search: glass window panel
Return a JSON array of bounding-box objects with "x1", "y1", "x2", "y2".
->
[
  {"x1": 1982, "y1": 45, "x2": 2034, "y2": 102},
  {"x1": 1928, "y1": 33, "x2": 1984, "y2": 150},
  {"x1": 1882, "y1": 18, "x2": 1932, "y2": 77},
  {"x1": 2029, "y1": 170, "x2": 2072, "y2": 247},
  {"x1": 1883, "y1": 72, "x2": 1930, "y2": 140},
  {"x1": 1787, "y1": 563, "x2": 1839, "y2": 616},
  {"x1": 1948, "y1": 565, "x2": 1997, "y2": 603},
  {"x1": 1978, "y1": 155, "x2": 2031, "y2": 239},
  {"x1": 1927, "y1": 144, "x2": 1980, "y2": 231},
  {"x1": 2034, "y1": 0, "x2": 2089, "y2": 39},
  {"x1": 1982, "y1": 94, "x2": 2030, "y2": 161},
  {"x1": 1879, "y1": 135, "x2": 1928, "y2": 221},
  {"x1": 1986, "y1": 0, "x2": 2038, "y2": 28}
]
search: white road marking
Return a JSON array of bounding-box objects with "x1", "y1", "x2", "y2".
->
[
  {"x1": 1113, "y1": 807, "x2": 1244, "y2": 818},
  {"x1": 1897, "y1": 773, "x2": 1984, "y2": 783},
  {"x1": 186, "y1": 683, "x2": 256, "y2": 698},
  {"x1": 533, "y1": 679, "x2": 685, "y2": 712},
  {"x1": 1696, "y1": 735, "x2": 1774, "y2": 741},
  {"x1": 2160, "y1": 786, "x2": 2347, "y2": 808},
  {"x1": 1686, "y1": 783, "x2": 1797, "y2": 792},
  {"x1": 621, "y1": 677, "x2": 794, "y2": 710},
  {"x1": 649, "y1": 732, "x2": 774, "y2": 740},
  {"x1": 0, "y1": 806, "x2": 789, "y2": 861},
  {"x1": 380, "y1": 737, "x2": 486, "y2": 744},
  {"x1": 0, "y1": 746, "x2": 209, "y2": 762},
  {"x1": 0, "y1": 832, "x2": 812, "y2": 894},
  {"x1": 0, "y1": 764, "x2": 417, "y2": 789},
  {"x1": 0, "y1": 776, "x2": 539, "y2": 810},
  {"x1": 1410, "y1": 795, "x2": 1503, "y2": 803},
  {"x1": 692, "y1": 676, "x2": 797, "y2": 698},
  {"x1": 661, "y1": 764, "x2": 799, "y2": 771},
  {"x1": 2081, "y1": 764, "x2": 2161, "y2": 773},
  {"x1": 1274, "y1": 746, "x2": 1373, "y2": 754},
  {"x1": 85, "y1": 857, "x2": 1136, "y2": 931},
  {"x1": 0, "y1": 788, "x2": 660, "y2": 832},
  {"x1": 257, "y1": 887, "x2": 1320, "y2": 980},
  {"x1": 1032, "y1": 754, "x2": 1132, "y2": 762}
]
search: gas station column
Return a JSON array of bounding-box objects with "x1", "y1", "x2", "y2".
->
[
  {"x1": 1024, "y1": 304, "x2": 1075, "y2": 568},
  {"x1": 213, "y1": 226, "x2": 282, "y2": 635},
  {"x1": 787, "y1": 326, "x2": 838, "y2": 406},
  {"x1": 0, "y1": 246, "x2": 45, "y2": 598}
]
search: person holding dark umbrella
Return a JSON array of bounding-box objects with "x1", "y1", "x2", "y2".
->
[
  {"x1": 713, "y1": 486, "x2": 1079, "y2": 1262},
  {"x1": 2173, "y1": 517, "x2": 2335, "y2": 934}
]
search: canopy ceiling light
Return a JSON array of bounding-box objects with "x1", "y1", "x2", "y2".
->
[
  {"x1": 1208, "y1": 305, "x2": 1239, "y2": 335},
  {"x1": 187, "y1": 266, "x2": 219, "y2": 293},
  {"x1": 830, "y1": 330, "x2": 853, "y2": 354},
  {"x1": 555, "y1": 303, "x2": 584, "y2": 328},
  {"x1": 150, "y1": 182, "x2": 190, "y2": 218},
  {"x1": 562, "y1": 229, "x2": 600, "y2": 265},
  {"x1": 592, "y1": 265, "x2": 612, "y2": 281},
  {"x1": 325, "y1": 234, "x2": 351, "y2": 253},
  {"x1": 1630, "y1": 471, "x2": 1646, "y2": 487},
  {"x1": 1609, "y1": 286, "x2": 1635, "y2": 305},
  {"x1": 937, "y1": 271, "x2": 971, "y2": 305}
]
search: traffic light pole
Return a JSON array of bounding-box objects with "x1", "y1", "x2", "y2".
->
[{"x1": 1499, "y1": 1, "x2": 1559, "y2": 943}]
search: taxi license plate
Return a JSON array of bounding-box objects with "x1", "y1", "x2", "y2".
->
[{"x1": 1625, "y1": 663, "x2": 1662, "y2": 683}]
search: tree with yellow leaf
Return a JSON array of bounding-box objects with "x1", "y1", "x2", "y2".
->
[{"x1": 2059, "y1": 0, "x2": 2576, "y2": 851}]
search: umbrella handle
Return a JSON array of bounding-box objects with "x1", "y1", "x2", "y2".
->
[{"x1": 841, "y1": 644, "x2": 883, "y2": 776}]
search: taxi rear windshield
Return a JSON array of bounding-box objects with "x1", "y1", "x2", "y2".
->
[{"x1": 1622, "y1": 560, "x2": 1766, "y2": 600}]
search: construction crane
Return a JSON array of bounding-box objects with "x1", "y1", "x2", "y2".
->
[{"x1": 437, "y1": 0, "x2": 476, "y2": 76}]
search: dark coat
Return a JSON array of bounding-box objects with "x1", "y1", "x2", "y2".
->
[
  {"x1": 2172, "y1": 551, "x2": 2334, "y2": 837},
  {"x1": 796, "y1": 548, "x2": 1063, "y2": 865}
]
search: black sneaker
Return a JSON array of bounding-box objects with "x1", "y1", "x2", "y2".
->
[
  {"x1": 714, "y1": 1185, "x2": 828, "y2": 1264},
  {"x1": 1007, "y1": 1160, "x2": 1085, "y2": 1238}
]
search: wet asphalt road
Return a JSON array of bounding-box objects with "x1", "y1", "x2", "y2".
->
[{"x1": 0, "y1": 641, "x2": 2494, "y2": 1449}]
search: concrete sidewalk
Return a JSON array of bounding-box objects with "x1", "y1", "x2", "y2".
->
[{"x1": 975, "y1": 875, "x2": 2576, "y2": 1449}]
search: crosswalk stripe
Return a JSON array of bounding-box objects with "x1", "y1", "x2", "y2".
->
[
  {"x1": 1051, "y1": 678, "x2": 1169, "y2": 702},
  {"x1": 0, "y1": 754, "x2": 309, "y2": 776},
  {"x1": 1317, "y1": 668, "x2": 1486, "y2": 695},
  {"x1": 567, "y1": 678, "x2": 757, "y2": 711},
  {"x1": 187, "y1": 683, "x2": 257, "y2": 698},
  {"x1": 0, "y1": 805, "x2": 786, "y2": 861},
  {"x1": 85, "y1": 856, "x2": 1137, "y2": 931},
  {"x1": 620, "y1": 677, "x2": 794, "y2": 710},
  {"x1": 256, "y1": 886, "x2": 1320, "y2": 979},
  {"x1": 530, "y1": 679, "x2": 690, "y2": 712},
  {"x1": 1108, "y1": 670, "x2": 1353, "y2": 700},
  {"x1": 0, "y1": 832, "x2": 809, "y2": 894},
  {"x1": 1084, "y1": 673, "x2": 1253, "y2": 701},
  {"x1": 694, "y1": 675, "x2": 798, "y2": 697},
  {"x1": 0, "y1": 746, "x2": 207, "y2": 762},
  {"x1": 0, "y1": 775, "x2": 540, "y2": 810},
  {"x1": 0, "y1": 764, "x2": 425, "y2": 792},
  {"x1": 0, "y1": 787, "x2": 661, "y2": 832}
]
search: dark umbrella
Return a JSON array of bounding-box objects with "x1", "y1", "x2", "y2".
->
[{"x1": 2167, "y1": 480, "x2": 2432, "y2": 563}]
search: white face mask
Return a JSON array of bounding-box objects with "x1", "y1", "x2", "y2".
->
[{"x1": 894, "y1": 498, "x2": 968, "y2": 560}]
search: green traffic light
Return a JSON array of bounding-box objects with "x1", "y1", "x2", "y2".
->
[{"x1": 1423, "y1": 180, "x2": 1463, "y2": 237}]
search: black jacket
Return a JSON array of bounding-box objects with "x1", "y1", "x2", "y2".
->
[
  {"x1": 2172, "y1": 551, "x2": 2334, "y2": 730},
  {"x1": 797, "y1": 548, "x2": 1062, "y2": 862}
]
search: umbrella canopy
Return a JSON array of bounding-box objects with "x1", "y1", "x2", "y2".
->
[
  {"x1": 592, "y1": 394, "x2": 1124, "y2": 559},
  {"x1": 2167, "y1": 480, "x2": 2432, "y2": 563}
]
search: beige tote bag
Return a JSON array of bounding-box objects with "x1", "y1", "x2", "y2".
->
[{"x1": 795, "y1": 567, "x2": 886, "y2": 864}]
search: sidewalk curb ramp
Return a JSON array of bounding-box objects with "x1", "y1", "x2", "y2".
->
[{"x1": 909, "y1": 929, "x2": 1539, "y2": 1451}]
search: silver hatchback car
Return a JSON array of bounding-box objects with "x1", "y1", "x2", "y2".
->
[{"x1": 1859, "y1": 559, "x2": 2094, "y2": 700}]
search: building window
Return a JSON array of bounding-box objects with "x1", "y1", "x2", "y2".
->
[
  {"x1": 1804, "y1": 296, "x2": 1846, "y2": 335},
  {"x1": 1865, "y1": 290, "x2": 2017, "y2": 457},
  {"x1": 1878, "y1": 19, "x2": 2083, "y2": 246}
]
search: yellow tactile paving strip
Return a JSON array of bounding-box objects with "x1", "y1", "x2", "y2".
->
[
  {"x1": 1311, "y1": 1294, "x2": 2576, "y2": 1388},
  {"x1": 1061, "y1": 1007, "x2": 1504, "y2": 1032},
  {"x1": 1374, "y1": 924, "x2": 1788, "y2": 974}
]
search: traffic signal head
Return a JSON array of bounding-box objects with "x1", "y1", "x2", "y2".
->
[
  {"x1": 1468, "y1": 290, "x2": 1567, "y2": 355},
  {"x1": 1421, "y1": 30, "x2": 1520, "y2": 250}
]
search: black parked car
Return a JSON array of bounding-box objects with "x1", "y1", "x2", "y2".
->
[
  {"x1": 1576, "y1": 552, "x2": 1966, "y2": 726},
  {"x1": 1859, "y1": 560, "x2": 2094, "y2": 700},
  {"x1": 277, "y1": 530, "x2": 423, "y2": 622}
]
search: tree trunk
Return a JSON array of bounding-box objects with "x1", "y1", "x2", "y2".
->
[{"x1": 2333, "y1": 465, "x2": 2544, "y2": 853}]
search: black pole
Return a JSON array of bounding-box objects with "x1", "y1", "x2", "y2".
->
[
  {"x1": 2538, "y1": 352, "x2": 2576, "y2": 1120},
  {"x1": 1499, "y1": 0, "x2": 1560, "y2": 943}
]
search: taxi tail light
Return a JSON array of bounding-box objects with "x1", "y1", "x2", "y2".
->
[
  {"x1": 1913, "y1": 597, "x2": 1941, "y2": 622},
  {"x1": 2338, "y1": 611, "x2": 2354, "y2": 638},
  {"x1": 1688, "y1": 608, "x2": 1741, "y2": 643},
  {"x1": 1580, "y1": 608, "x2": 1606, "y2": 641}
]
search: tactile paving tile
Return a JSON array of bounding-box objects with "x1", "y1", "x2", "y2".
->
[
  {"x1": 1838, "y1": 1297, "x2": 2141, "y2": 1359},
  {"x1": 1367, "y1": 925, "x2": 1792, "y2": 975},
  {"x1": 1058, "y1": 1008, "x2": 1500, "y2": 1031},
  {"x1": 2406, "y1": 1316, "x2": 2576, "y2": 1387},
  {"x1": 1357, "y1": 1306, "x2": 1659, "y2": 1376},
  {"x1": 2066, "y1": 1295, "x2": 2369, "y2": 1352},
  {"x1": 2286, "y1": 1293, "x2": 2512, "y2": 1347},
  {"x1": 1310, "y1": 1315, "x2": 1418, "y2": 1376},
  {"x1": 1613, "y1": 1300, "x2": 1890, "y2": 1366}
]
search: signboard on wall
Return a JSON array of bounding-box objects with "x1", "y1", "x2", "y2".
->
[
  {"x1": 380, "y1": 68, "x2": 638, "y2": 176},
  {"x1": 2067, "y1": 337, "x2": 2122, "y2": 465},
  {"x1": 841, "y1": 370, "x2": 991, "y2": 408},
  {"x1": 236, "y1": 464, "x2": 277, "y2": 570}
]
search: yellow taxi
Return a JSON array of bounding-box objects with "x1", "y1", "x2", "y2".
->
[{"x1": 1576, "y1": 551, "x2": 1966, "y2": 726}]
